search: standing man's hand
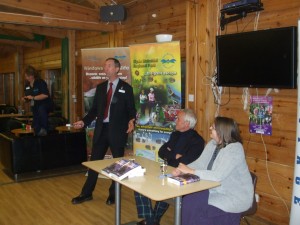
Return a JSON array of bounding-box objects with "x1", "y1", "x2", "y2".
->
[{"x1": 126, "y1": 119, "x2": 135, "y2": 133}]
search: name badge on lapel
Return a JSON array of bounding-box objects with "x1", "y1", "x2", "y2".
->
[{"x1": 118, "y1": 87, "x2": 125, "y2": 93}]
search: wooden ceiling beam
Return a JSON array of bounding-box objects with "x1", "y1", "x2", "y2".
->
[
  {"x1": 0, "y1": 12, "x2": 113, "y2": 32},
  {"x1": 0, "y1": 0, "x2": 100, "y2": 22},
  {"x1": 87, "y1": 0, "x2": 101, "y2": 9},
  {"x1": 88, "y1": 0, "x2": 116, "y2": 6},
  {"x1": 0, "y1": 39, "x2": 42, "y2": 48},
  {"x1": 0, "y1": 23, "x2": 68, "y2": 39}
]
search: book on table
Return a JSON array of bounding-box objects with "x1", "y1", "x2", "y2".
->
[
  {"x1": 101, "y1": 159, "x2": 142, "y2": 180},
  {"x1": 167, "y1": 173, "x2": 200, "y2": 186}
]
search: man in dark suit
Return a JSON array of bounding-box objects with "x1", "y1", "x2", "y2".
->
[{"x1": 72, "y1": 58, "x2": 136, "y2": 205}]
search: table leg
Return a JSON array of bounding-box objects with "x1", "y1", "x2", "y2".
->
[
  {"x1": 115, "y1": 182, "x2": 121, "y2": 225},
  {"x1": 174, "y1": 196, "x2": 182, "y2": 225}
]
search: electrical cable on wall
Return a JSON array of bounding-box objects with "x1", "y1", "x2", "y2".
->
[
  {"x1": 260, "y1": 133, "x2": 290, "y2": 216},
  {"x1": 242, "y1": 87, "x2": 249, "y2": 110},
  {"x1": 205, "y1": 73, "x2": 231, "y2": 117},
  {"x1": 265, "y1": 88, "x2": 279, "y2": 97},
  {"x1": 254, "y1": 11, "x2": 260, "y2": 31},
  {"x1": 211, "y1": 75, "x2": 221, "y2": 117}
]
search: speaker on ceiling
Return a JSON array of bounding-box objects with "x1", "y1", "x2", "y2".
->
[{"x1": 100, "y1": 5, "x2": 127, "y2": 22}]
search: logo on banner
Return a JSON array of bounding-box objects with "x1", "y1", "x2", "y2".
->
[{"x1": 161, "y1": 53, "x2": 176, "y2": 69}]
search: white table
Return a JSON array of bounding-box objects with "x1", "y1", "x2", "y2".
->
[{"x1": 82, "y1": 156, "x2": 220, "y2": 225}]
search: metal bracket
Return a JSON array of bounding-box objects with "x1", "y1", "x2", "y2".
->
[{"x1": 220, "y1": 3, "x2": 264, "y2": 30}]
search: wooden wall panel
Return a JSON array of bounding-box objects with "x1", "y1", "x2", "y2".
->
[
  {"x1": 217, "y1": 86, "x2": 296, "y2": 224},
  {"x1": 0, "y1": 55, "x2": 14, "y2": 73},
  {"x1": 248, "y1": 157, "x2": 292, "y2": 223},
  {"x1": 207, "y1": 1, "x2": 300, "y2": 224},
  {"x1": 24, "y1": 38, "x2": 61, "y2": 70},
  {"x1": 256, "y1": 194, "x2": 290, "y2": 224},
  {"x1": 75, "y1": 31, "x2": 109, "y2": 67},
  {"x1": 120, "y1": 0, "x2": 186, "y2": 58},
  {"x1": 76, "y1": 31, "x2": 109, "y2": 49}
]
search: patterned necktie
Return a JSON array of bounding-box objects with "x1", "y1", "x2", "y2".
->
[
  {"x1": 104, "y1": 82, "x2": 113, "y2": 119},
  {"x1": 207, "y1": 147, "x2": 220, "y2": 170}
]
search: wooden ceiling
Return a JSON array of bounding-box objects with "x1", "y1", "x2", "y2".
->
[{"x1": 0, "y1": 0, "x2": 138, "y2": 56}]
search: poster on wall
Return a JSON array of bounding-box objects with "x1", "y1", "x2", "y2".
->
[
  {"x1": 249, "y1": 96, "x2": 273, "y2": 135},
  {"x1": 81, "y1": 47, "x2": 131, "y2": 157},
  {"x1": 130, "y1": 41, "x2": 181, "y2": 161}
]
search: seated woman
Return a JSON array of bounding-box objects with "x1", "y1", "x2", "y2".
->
[{"x1": 173, "y1": 116, "x2": 253, "y2": 225}]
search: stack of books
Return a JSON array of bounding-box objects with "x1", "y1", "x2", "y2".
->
[
  {"x1": 167, "y1": 173, "x2": 200, "y2": 186},
  {"x1": 101, "y1": 159, "x2": 144, "y2": 180}
]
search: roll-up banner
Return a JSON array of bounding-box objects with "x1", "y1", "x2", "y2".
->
[
  {"x1": 129, "y1": 41, "x2": 182, "y2": 161},
  {"x1": 290, "y1": 23, "x2": 300, "y2": 225}
]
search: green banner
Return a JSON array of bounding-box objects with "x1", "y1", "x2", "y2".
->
[{"x1": 130, "y1": 41, "x2": 181, "y2": 161}]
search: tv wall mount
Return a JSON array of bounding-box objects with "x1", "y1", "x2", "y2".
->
[{"x1": 220, "y1": 0, "x2": 264, "y2": 30}]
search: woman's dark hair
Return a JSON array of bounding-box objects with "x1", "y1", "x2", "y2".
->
[
  {"x1": 214, "y1": 116, "x2": 242, "y2": 148},
  {"x1": 25, "y1": 65, "x2": 39, "y2": 79}
]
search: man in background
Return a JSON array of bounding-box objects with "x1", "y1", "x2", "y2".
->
[{"x1": 22, "y1": 65, "x2": 53, "y2": 136}]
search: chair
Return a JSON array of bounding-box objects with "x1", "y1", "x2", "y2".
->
[
  {"x1": 241, "y1": 172, "x2": 258, "y2": 225},
  {"x1": 1, "y1": 105, "x2": 17, "y2": 114}
]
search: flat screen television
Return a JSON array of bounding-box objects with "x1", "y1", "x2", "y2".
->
[{"x1": 216, "y1": 26, "x2": 297, "y2": 88}]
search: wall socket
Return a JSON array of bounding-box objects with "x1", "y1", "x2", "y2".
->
[
  {"x1": 188, "y1": 94, "x2": 194, "y2": 102},
  {"x1": 255, "y1": 193, "x2": 259, "y2": 202}
]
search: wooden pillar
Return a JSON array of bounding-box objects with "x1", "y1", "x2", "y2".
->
[
  {"x1": 186, "y1": 1, "x2": 198, "y2": 111},
  {"x1": 68, "y1": 30, "x2": 76, "y2": 123},
  {"x1": 108, "y1": 28, "x2": 124, "y2": 47},
  {"x1": 15, "y1": 47, "x2": 24, "y2": 107},
  {"x1": 186, "y1": 0, "x2": 218, "y2": 140}
]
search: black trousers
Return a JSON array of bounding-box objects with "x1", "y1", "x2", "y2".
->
[
  {"x1": 32, "y1": 104, "x2": 49, "y2": 134},
  {"x1": 81, "y1": 123, "x2": 125, "y2": 197}
]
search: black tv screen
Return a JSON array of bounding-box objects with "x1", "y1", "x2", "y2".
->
[{"x1": 216, "y1": 27, "x2": 297, "y2": 88}]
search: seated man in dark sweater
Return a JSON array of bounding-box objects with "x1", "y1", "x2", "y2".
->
[{"x1": 134, "y1": 108, "x2": 205, "y2": 225}]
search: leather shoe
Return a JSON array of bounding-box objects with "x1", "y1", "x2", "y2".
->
[
  {"x1": 106, "y1": 195, "x2": 115, "y2": 205},
  {"x1": 71, "y1": 194, "x2": 93, "y2": 204}
]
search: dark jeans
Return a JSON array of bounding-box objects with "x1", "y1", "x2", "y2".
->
[{"x1": 32, "y1": 104, "x2": 49, "y2": 134}]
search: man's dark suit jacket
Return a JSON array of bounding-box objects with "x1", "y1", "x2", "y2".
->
[
  {"x1": 158, "y1": 129, "x2": 205, "y2": 167},
  {"x1": 83, "y1": 79, "x2": 136, "y2": 148}
]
